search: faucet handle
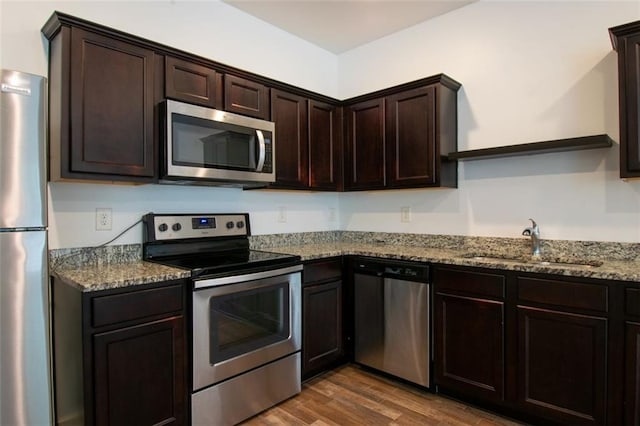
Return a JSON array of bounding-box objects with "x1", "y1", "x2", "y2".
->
[{"x1": 528, "y1": 218, "x2": 538, "y2": 229}]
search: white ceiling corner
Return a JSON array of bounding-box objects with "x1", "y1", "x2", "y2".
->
[{"x1": 222, "y1": 0, "x2": 476, "y2": 54}]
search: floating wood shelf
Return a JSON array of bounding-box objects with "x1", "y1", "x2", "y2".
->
[{"x1": 448, "y1": 134, "x2": 614, "y2": 161}]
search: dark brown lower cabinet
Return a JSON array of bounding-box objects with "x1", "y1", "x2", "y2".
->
[
  {"x1": 626, "y1": 321, "x2": 640, "y2": 425},
  {"x1": 93, "y1": 317, "x2": 185, "y2": 426},
  {"x1": 52, "y1": 277, "x2": 188, "y2": 426},
  {"x1": 434, "y1": 293, "x2": 505, "y2": 403},
  {"x1": 302, "y1": 258, "x2": 344, "y2": 379},
  {"x1": 432, "y1": 265, "x2": 625, "y2": 425},
  {"x1": 433, "y1": 266, "x2": 506, "y2": 404},
  {"x1": 303, "y1": 280, "x2": 343, "y2": 376},
  {"x1": 517, "y1": 306, "x2": 607, "y2": 425}
]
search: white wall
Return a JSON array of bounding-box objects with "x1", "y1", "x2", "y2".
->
[
  {"x1": 0, "y1": 0, "x2": 340, "y2": 248},
  {"x1": 338, "y1": 0, "x2": 640, "y2": 243},
  {"x1": 3, "y1": 0, "x2": 640, "y2": 247}
]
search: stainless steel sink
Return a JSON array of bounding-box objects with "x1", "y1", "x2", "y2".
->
[
  {"x1": 533, "y1": 259, "x2": 603, "y2": 268},
  {"x1": 461, "y1": 253, "x2": 602, "y2": 268},
  {"x1": 461, "y1": 253, "x2": 528, "y2": 263}
]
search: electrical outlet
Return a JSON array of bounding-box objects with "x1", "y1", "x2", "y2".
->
[
  {"x1": 277, "y1": 206, "x2": 287, "y2": 223},
  {"x1": 328, "y1": 207, "x2": 336, "y2": 222},
  {"x1": 400, "y1": 206, "x2": 412, "y2": 223},
  {"x1": 95, "y1": 208, "x2": 112, "y2": 231}
]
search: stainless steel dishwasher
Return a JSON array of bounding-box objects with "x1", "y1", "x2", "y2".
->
[{"x1": 353, "y1": 257, "x2": 430, "y2": 388}]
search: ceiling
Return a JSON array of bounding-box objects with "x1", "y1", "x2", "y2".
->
[{"x1": 222, "y1": 0, "x2": 475, "y2": 54}]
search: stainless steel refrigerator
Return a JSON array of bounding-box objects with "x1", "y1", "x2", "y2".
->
[{"x1": 0, "y1": 69, "x2": 52, "y2": 425}]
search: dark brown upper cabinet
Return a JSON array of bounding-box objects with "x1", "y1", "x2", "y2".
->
[
  {"x1": 270, "y1": 90, "x2": 342, "y2": 190},
  {"x1": 224, "y1": 75, "x2": 270, "y2": 120},
  {"x1": 44, "y1": 21, "x2": 157, "y2": 182},
  {"x1": 270, "y1": 89, "x2": 309, "y2": 189},
  {"x1": 165, "y1": 56, "x2": 222, "y2": 109},
  {"x1": 42, "y1": 12, "x2": 459, "y2": 189},
  {"x1": 344, "y1": 99, "x2": 386, "y2": 190},
  {"x1": 610, "y1": 21, "x2": 640, "y2": 178},
  {"x1": 386, "y1": 86, "x2": 437, "y2": 188},
  {"x1": 344, "y1": 75, "x2": 460, "y2": 191},
  {"x1": 309, "y1": 101, "x2": 342, "y2": 190}
]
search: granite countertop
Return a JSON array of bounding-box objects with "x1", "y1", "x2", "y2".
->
[
  {"x1": 261, "y1": 242, "x2": 640, "y2": 283},
  {"x1": 52, "y1": 261, "x2": 191, "y2": 292},
  {"x1": 50, "y1": 233, "x2": 640, "y2": 292}
]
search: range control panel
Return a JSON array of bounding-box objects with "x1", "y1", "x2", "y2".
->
[{"x1": 143, "y1": 213, "x2": 250, "y2": 242}]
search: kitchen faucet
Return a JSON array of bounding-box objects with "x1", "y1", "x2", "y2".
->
[{"x1": 522, "y1": 218, "x2": 542, "y2": 257}]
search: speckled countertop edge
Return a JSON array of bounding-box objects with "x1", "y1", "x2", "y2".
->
[
  {"x1": 50, "y1": 232, "x2": 640, "y2": 292},
  {"x1": 51, "y1": 262, "x2": 191, "y2": 292},
  {"x1": 261, "y1": 242, "x2": 640, "y2": 283}
]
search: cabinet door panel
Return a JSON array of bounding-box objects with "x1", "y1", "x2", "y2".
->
[
  {"x1": 518, "y1": 306, "x2": 606, "y2": 425},
  {"x1": 434, "y1": 293, "x2": 504, "y2": 402},
  {"x1": 165, "y1": 56, "x2": 221, "y2": 108},
  {"x1": 309, "y1": 101, "x2": 341, "y2": 190},
  {"x1": 270, "y1": 89, "x2": 308, "y2": 188},
  {"x1": 626, "y1": 321, "x2": 640, "y2": 426},
  {"x1": 621, "y1": 33, "x2": 640, "y2": 177},
  {"x1": 386, "y1": 86, "x2": 436, "y2": 188},
  {"x1": 303, "y1": 280, "x2": 343, "y2": 378},
  {"x1": 224, "y1": 75, "x2": 269, "y2": 119},
  {"x1": 69, "y1": 28, "x2": 155, "y2": 178},
  {"x1": 345, "y1": 99, "x2": 385, "y2": 190},
  {"x1": 93, "y1": 317, "x2": 186, "y2": 426}
]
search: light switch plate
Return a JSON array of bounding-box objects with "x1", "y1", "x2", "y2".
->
[{"x1": 400, "y1": 206, "x2": 412, "y2": 223}]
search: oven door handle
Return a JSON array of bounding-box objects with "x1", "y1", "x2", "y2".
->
[
  {"x1": 193, "y1": 264, "x2": 302, "y2": 290},
  {"x1": 255, "y1": 130, "x2": 266, "y2": 172}
]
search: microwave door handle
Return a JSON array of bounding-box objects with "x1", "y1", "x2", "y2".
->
[{"x1": 256, "y1": 130, "x2": 266, "y2": 172}]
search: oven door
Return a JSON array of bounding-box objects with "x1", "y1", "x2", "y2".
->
[{"x1": 192, "y1": 264, "x2": 302, "y2": 391}]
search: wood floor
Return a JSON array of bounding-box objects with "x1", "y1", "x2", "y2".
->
[{"x1": 241, "y1": 365, "x2": 525, "y2": 426}]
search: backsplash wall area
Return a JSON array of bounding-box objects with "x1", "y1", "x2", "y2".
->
[{"x1": 3, "y1": 1, "x2": 640, "y2": 248}]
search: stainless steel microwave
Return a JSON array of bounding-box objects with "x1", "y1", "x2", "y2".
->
[{"x1": 162, "y1": 100, "x2": 275, "y2": 186}]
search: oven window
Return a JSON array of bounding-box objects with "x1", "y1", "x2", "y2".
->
[
  {"x1": 171, "y1": 113, "x2": 258, "y2": 171},
  {"x1": 209, "y1": 282, "x2": 290, "y2": 364}
]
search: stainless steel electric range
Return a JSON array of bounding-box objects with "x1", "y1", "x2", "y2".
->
[{"x1": 142, "y1": 213, "x2": 302, "y2": 425}]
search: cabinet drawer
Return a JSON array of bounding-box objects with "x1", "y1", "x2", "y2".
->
[
  {"x1": 165, "y1": 56, "x2": 222, "y2": 108},
  {"x1": 433, "y1": 267, "x2": 505, "y2": 299},
  {"x1": 92, "y1": 284, "x2": 184, "y2": 328},
  {"x1": 304, "y1": 259, "x2": 342, "y2": 284},
  {"x1": 626, "y1": 288, "x2": 640, "y2": 317},
  {"x1": 517, "y1": 277, "x2": 607, "y2": 313}
]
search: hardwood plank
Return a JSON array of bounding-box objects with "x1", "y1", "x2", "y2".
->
[{"x1": 241, "y1": 365, "x2": 525, "y2": 426}]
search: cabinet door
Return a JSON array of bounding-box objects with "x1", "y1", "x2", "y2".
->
[
  {"x1": 309, "y1": 101, "x2": 341, "y2": 190},
  {"x1": 517, "y1": 306, "x2": 607, "y2": 425},
  {"x1": 302, "y1": 280, "x2": 343, "y2": 378},
  {"x1": 344, "y1": 99, "x2": 385, "y2": 190},
  {"x1": 69, "y1": 28, "x2": 155, "y2": 179},
  {"x1": 619, "y1": 33, "x2": 640, "y2": 178},
  {"x1": 270, "y1": 89, "x2": 309, "y2": 188},
  {"x1": 385, "y1": 86, "x2": 437, "y2": 188},
  {"x1": 626, "y1": 321, "x2": 640, "y2": 426},
  {"x1": 93, "y1": 316, "x2": 186, "y2": 426},
  {"x1": 224, "y1": 75, "x2": 270, "y2": 119},
  {"x1": 434, "y1": 293, "x2": 505, "y2": 403},
  {"x1": 165, "y1": 56, "x2": 221, "y2": 108}
]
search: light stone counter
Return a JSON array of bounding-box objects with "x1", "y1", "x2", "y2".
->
[
  {"x1": 260, "y1": 242, "x2": 640, "y2": 283},
  {"x1": 50, "y1": 232, "x2": 640, "y2": 292}
]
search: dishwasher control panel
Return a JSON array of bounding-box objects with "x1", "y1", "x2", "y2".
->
[{"x1": 354, "y1": 257, "x2": 429, "y2": 282}]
